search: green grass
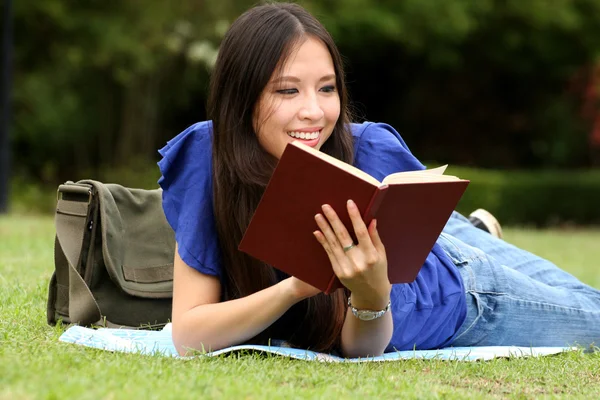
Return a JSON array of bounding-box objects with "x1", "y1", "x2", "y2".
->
[{"x1": 1, "y1": 215, "x2": 599, "y2": 399}]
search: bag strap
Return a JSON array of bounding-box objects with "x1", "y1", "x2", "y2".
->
[{"x1": 55, "y1": 183, "x2": 102, "y2": 325}]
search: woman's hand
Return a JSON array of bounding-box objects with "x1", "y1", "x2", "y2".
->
[{"x1": 313, "y1": 200, "x2": 391, "y2": 308}]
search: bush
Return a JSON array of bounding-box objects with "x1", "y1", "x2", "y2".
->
[
  {"x1": 448, "y1": 166, "x2": 600, "y2": 226},
  {"x1": 8, "y1": 164, "x2": 600, "y2": 227},
  {"x1": 12, "y1": 0, "x2": 600, "y2": 184}
]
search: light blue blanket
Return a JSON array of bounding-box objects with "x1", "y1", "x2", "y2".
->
[{"x1": 59, "y1": 324, "x2": 573, "y2": 362}]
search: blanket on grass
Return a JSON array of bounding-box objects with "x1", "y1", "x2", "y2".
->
[{"x1": 59, "y1": 324, "x2": 572, "y2": 362}]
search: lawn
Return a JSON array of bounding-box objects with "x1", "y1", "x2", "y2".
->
[{"x1": 1, "y1": 214, "x2": 599, "y2": 399}]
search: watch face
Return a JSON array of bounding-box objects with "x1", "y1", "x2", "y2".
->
[
  {"x1": 349, "y1": 299, "x2": 391, "y2": 321},
  {"x1": 357, "y1": 311, "x2": 379, "y2": 321}
]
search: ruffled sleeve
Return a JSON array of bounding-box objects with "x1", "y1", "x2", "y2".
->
[
  {"x1": 157, "y1": 121, "x2": 222, "y2": 277},
  {"x1": 351, "y1": 122, "x2": 426, "y2": 180}
]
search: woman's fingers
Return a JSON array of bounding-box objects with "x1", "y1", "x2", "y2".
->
[
  {"x1": 314, "y1": 212, "x2": 346, "y2": 259},
  {"x1": 313, "y1": 218, "x2": 351, "y2": 278},
  {"x1": 313, "y1": 227, "x2": 346, "y2": 277},
  {"x1": 369, "y1": 219, "x2": 386, "y2": 257},
  {"x1": 320, "y1": 201, "x2": 378, "y2": 259},
  {"x1": 320, "y1": 204, "x2": 355, "y2": 250},
  {"x1": 314, "y1": 203, "x2": 390, "y2": 299},
  {"x1": 346, "y1": 200, "x2": 374, "y2": 251},
  {"x1": 317, "y1": 202, "x2": 377, "y2": 256},
  {"x1": 314, "y1": 204, "x2": 389, "y2": 296},
  {"x1": 312, "y1": 229, "x2": 334, "y2": 259}
]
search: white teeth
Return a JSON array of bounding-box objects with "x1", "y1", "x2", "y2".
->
[{"x1": 287, "y1": 130, "x2": 321, "y2": 140}]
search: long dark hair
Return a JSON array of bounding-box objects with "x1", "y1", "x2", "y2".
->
[{"x1": 208, "y1": 2, "x2": 354, "y2": 352}]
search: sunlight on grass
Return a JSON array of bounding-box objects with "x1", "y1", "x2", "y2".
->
[
  {"x1": 1, "y1": 214, "x2": 599, "y2": 399},
  {"x1": 504, "y1": 227, "x2": 600, "y2": 288}
]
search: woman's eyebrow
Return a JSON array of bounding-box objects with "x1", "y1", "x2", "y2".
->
[
  {"x1": 318, "y1": 74, "x2": 336, "y2": 82},
  {"x1": 271, "y1": 74, "x2": 336, "y2": 84}
]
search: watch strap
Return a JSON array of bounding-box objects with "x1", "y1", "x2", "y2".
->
[{"x1": 347, "y1": 297, "x2": 391, "y2": 321}]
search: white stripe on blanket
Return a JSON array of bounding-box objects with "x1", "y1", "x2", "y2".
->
[{"x1": 59, "y1": 324, "x2": 573, "y2": 362}]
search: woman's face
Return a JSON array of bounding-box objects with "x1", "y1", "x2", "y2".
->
[{"x1": 254, "y1": 36, "x2": 340, "y2": 159}]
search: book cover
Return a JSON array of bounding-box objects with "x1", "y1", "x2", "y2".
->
[{"x1": 238, "y1": 141, "x2": 469, "y2": 294}]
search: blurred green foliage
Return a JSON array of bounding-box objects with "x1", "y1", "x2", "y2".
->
[
  {"x1": 11, "y1": 163, "x2": 600, "y2": 227},
  {"x1": 9, "y1": 159, "x2": 162, "y2": 214},
  {"x1": 448, "y1": 166, "x2": 600, "y2": 226},
  {"x1": 13, "y1": 0, "x2": 251, "y2": 183},
  {"x1": 11, "y1": 0, "x2": 600, "y2": 187}
]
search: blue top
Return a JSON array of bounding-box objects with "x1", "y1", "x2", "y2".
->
[{"x1": 158, "y1": 121, "x2": 466, "y2": 351}]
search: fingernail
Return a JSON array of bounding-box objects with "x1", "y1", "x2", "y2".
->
[{"x1": 347, "y1": 199, "x2": 356, "y2": 208}]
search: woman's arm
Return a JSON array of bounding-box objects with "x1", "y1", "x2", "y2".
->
[
  {"x1": 171, "y1": 244, "x2": 318, "y2": 356},
  {"x1": 340, "y1": 292, "x2": 393, "y2": 358},
  {"x1": 313, "y1": 201, "x2": 393, "y2": 358}
]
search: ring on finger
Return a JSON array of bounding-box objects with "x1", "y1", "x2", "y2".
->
[{"x1": 343, "y1": 243, "x2": 356, "y2": 253}]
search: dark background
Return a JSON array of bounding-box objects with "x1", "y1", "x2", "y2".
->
[{"x1": 4, "y1": 0, "x2": 600, "y2": 221}]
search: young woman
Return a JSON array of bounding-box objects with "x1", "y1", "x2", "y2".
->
[{"x1": 158, "y1": 2, "x2": 600, "y2": 357}]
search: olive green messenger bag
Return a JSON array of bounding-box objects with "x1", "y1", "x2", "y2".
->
[{"x1": 47, "y1": 180, "x2": 175, "y2": 329}]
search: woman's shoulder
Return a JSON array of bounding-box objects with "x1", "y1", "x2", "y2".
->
[
  {"x1": 158, "y1": 120, "x2": 213, "y2": 165},
  {"x1": 349, "y1": 121, "x2": 425, "y2": 177},
  {"x1": 349, "y1": 121, "x2": 413, "y2": 152}
]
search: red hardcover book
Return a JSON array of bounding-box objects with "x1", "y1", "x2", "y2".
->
[{"x1": 239, "y1": 141, "x2": 469, "y2": 294}]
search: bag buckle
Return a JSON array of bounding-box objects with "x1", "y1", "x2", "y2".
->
[{"x1": 57, "y1": 182, "x2": 93, "y2": 204}]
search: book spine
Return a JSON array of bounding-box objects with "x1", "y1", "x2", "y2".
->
[{"x1": 362, "y1": 185, "x2": 389, "y2": 225}]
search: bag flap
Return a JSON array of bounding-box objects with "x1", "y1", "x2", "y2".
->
[{"x1": 79, "y1": 180, "x2": 175, "y2": 298}]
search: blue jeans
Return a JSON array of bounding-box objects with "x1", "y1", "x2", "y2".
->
[{"x1": 439, "y1": 212, "x2": 600, "y2": 348}]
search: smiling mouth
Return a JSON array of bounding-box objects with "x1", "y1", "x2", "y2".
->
[{"x1": 287, "y1": 130, "x2": 321, "y2": 140}]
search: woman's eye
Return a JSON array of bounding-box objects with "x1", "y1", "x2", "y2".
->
[
  {"x1": 276, "y1": 88, "x2": 298, "y2": 95},
  {"x1": 320, "y1": 85, "x2": 336, "y2": 93}
]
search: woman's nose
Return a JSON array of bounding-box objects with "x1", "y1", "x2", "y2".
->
[{"x1": 298, "y1": 95, "x2": 325, "y2": 121}]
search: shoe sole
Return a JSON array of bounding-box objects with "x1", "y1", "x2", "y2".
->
[{"x1": 469, "y1": 209, "x2": 503, "y2": 239}]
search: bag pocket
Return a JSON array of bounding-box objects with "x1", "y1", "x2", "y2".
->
[{"x1": 91, "y1": 182, "x2": 175, "y2": 299}]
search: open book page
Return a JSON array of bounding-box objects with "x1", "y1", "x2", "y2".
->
[
  {"x1": 291, "y1": 141, "x2": 381, "y2": 186},
  {"x1": 382, "y1": 165, "x2": 464, "y2": 185},
  {"x1": 290, "y1": 142, "x2": 463, "y2": 187}
]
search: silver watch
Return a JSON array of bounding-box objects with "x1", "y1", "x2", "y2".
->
[{"x1": 347, "y1": 297, "x2": 391, "y2": 321}]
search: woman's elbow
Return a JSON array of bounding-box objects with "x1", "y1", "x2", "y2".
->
[
  {"x1": 171, "y1": 318, "x2": 223, "y2": 356},
  {"x1": 172, "y1": 320, "x2": 193, "y2": 356}
]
